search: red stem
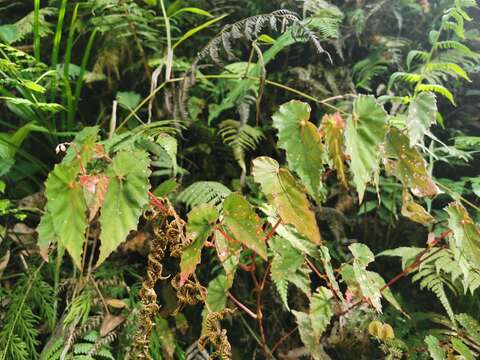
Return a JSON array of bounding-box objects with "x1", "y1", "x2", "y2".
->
[
  {"x1": 227, "y1": 292, "x2": 257, "y2": 319},
  {"x1": 264, "y1": 219, "x2": 281, "y2": 243},
  {"x1": 270, "y1": 326, "x2": 298, "y2": 354}
]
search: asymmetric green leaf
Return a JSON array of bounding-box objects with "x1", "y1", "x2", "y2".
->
[
  {"x1": 345, "y1": 95, "x2": 387, "y2": 202},
  {"x1": 45, "y1": 163, "x2": 87, "y2": 269},
  {"x1": 406, "y1": 92, "x2": 437, "y2": 147},
  {"x1": 310, "y1": 287, "x2": 333, "y2": 338},
  {"x1": 446, "y1": 202, "x2": 480, "y2": 267},
  {"x1": 252, "y1": 156, "x2": 321, "y2": 244},
  {"x1": 272, "y1": 100, "x2": 325, "y2": 201},
  {"x1": 223, "y1": 193, "x2": 267, "y2": 260},
  {"x1": 180, "y1": 203, "x2": 219, "y2": 281},
  {"x1": 98, "y1": 150, "x2": 151, "y2": 265},
  {"x1": 270, "y1": 236, "x2": 311, "y2": 309},
  {"x1": 349, "y1": 243, "x2": 383, "y2": 312}
]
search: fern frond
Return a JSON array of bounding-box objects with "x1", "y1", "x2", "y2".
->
[
  {"x1": 0, "y1": 269, "x2": 49, "y2": 359},
  {"x1": 352, "y1": 55, "x2": 389, "y2": 91},
  {"x1": 415, "y1": 84, "x2": 455, "y2": 105},
  {"x1": 177, "y1": 181, "x2": 231, "y2": 209},
  {"x1": 270, "y1": 236, "x2": 311, "y2": 310},
  {"x1": 456, "y1": 314, "x2": 480, "y2": 345},
  {"x1": 424, "y1": 62, "x2": 470, "y2": 81},
  {"x1": 196, "y1": 9, "x2": 329, "y2": 65},
  {"x1": 433, "y1": 40, "x2": 476, "y2": 59},
  {"x1": 388, "y1": 72, "x2": 421, "y2": 90},
  {"x1": 218, "y1": 120, "x2": 264, "y2": 171},
  {"x1": 40, "y1": 337, "x2": 64, "y2": 360},
  {"x1": 406, "y1": 50, "x2": 429, "y2": 69}
]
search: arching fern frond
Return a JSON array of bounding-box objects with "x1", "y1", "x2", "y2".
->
[
  {"x1": 433, "y1": 41, "x2": 477, "y2": 59},
  {"x1": 406, "y1": 50, "x2": 429, "y2": 69},
  {"x1": 424, "y1": 62, "x2": 470, "y2": 81},
  {"x1": 218, "y1": 119, "x2": 264, "y2": 172},
  {"x1": 196, "y1": 9, "x2": 328, "y2": 65},
  {"x1": 388, "y1": 72, "x2": 421, "y2": 90},
  {"x1": 177, "y1": 181, "x2": 231, "y2": 209},
  {"x1": 415, "y1": 84, "x2": 455, "y2": 105}
]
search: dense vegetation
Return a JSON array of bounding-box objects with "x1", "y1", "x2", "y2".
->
[{"x1": 1, "y1": 0, "x2": 480, "y2": 359}]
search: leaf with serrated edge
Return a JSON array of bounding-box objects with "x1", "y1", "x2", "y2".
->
[
  {"x1": 272, "y1": 100, "x2": 325, "y2": 200},
  {"x1": 214, "y1": 229, "x2": 240, "y2": 287},
  {"x1": 385, "y1": 128, "x2": 438, "y2": 197},
  {"x1": 293, "y1": 310, "x2": 329, "y2": 360},
  {"x1": 252, "y1": 156, "x2": 321, "y2": 244},
  {"x1": 206, "y1": 273, "x2": 229, "y2": 312},
  {"x1": 270, "y1": 236, "x2": 311, "y2": 309},
  {"x1": 446, "y1": 202, "x2": 480, "y2": 268},
  {"x1": 425, "y1": 335, "x2": 446, "y2": 360},
  {"x1": 98, "y1": 150, "x2": 151, "y2": 265},
  {"x1": 310, "y1": 287, "x2": 333, "y2": 338},
  {"x1": 180, "y1": 203, "x2": 219, "y2": 282},
  {"x1": 349, "y1": 243, "x2": 382, "y2": 312},
  {"x1": 345, "y1": 95, "x2": 387, "y2": 202},
  {"x1": 63, "y1": 126, "x2": 100, "y2": 166},
  {"x1": 36, "y1": 210, "x2": 58, "y2": 261},
  {"x1": 407, "y1": 92, "x2": 437, "y2": 147},
  {"x1": 45, "y1": 163, "x2": 88, "y2": 269},
  {"x1": 223, "y1": 193, "x2": 267, "y2": 259}
]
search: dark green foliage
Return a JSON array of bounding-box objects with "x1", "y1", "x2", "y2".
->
[{"x1": 1, "y1": 1, "x2": 480, "y2": 359}]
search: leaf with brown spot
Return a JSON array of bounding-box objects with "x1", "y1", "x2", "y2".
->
[{"x1": 385, "y1": 128, "x2": 438, "y2": 197}]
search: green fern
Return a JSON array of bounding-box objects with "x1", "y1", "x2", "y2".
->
[
  {"x1": 269, "y1": 236, "x2": 311, "y2": 310},
  {"x1": 411, "y1": 248, "x2": 480, "y2": 322},
  {"x1": 218, "y1": 119, "x2": 264, "y2": 172},
  {"x1": 0, "y1": 268, "x2": 51, "y2": 360},
  {"x1": 177, "y1": 181, "x2": 231, "y2": 209},
  {"x1": 389, "y1": 0, "x2": 478, "y2": 104}
]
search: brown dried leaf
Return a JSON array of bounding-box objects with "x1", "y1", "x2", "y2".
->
[
  {"x1": 0, "y1": 250, "x2": 10, "y2": 277},
  {"x1": 100, "y1": 314, "x2": 125, "y2": 336}
]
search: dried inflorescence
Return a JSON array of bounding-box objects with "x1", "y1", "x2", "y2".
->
[
  {"x1": 198, "y1": 309, "x2": 236, "y2": 360},
  {"x1": 132, "y1": 199, "x2": 193, "y2": 359}
]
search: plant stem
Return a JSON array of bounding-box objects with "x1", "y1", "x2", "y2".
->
[
  {"x1": 33, "y1": 0, "x2": 41, "y2": 61},
  {"x1": 227, "y1": 292, "x2": 257, "y2": 319},
  {"x1": 69, "y1": 29, "x2": 97, "y2": 129},
  {"x1": 159, "y1": 0, "x2": 173, "y2": 80}
]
